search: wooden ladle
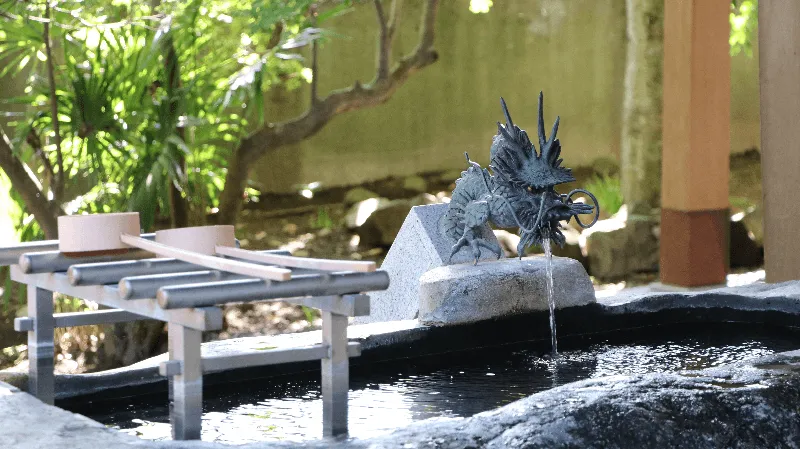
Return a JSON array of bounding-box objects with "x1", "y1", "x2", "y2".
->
[
  {"x1": 154, "y1": 224, "x2": 377, "y2": 272},
  {"x1": 57, "y1": 213, "x2": 291, "y2": 281}
]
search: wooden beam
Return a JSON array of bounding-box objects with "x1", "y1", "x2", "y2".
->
[
  {"x1": 660, "y1": 0, "x2": 731, "y2": 287},
  {"x1": 215, "y1": 246, "x2": 376, "y2": 272},
  {"x1": 759, "y1": 1, "x2": 800, "y2": 282}
]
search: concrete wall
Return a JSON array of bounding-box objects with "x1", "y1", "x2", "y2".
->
[{"x1": 251, "y1": 0, "x2": 761, "y2": 193}]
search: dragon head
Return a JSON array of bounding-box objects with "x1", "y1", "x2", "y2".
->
[{"x1": 489, "y1": 92, "x2": 575, "y2": 191}]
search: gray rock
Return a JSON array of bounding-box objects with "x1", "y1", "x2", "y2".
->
[
  {"x1": 550, "y1": 227, "x2": 588, "y2": 270},
  {"x1": 358, "y1": 194, "x2": 438, "y2": 247},
  {"x1": 599, "y1": 279, "x2": 800, "y2": 312},
  {"x1": 346, "y1": 195, "x2": 440, "y2": 247},
  {"x1": 343, "y1": 197, "x2": 393, "y2": 230},
  {"x1": 418, "y1": 256, "x2": 595, "y2": 326},
  {"x1": 355, "y1": 203, "x2": 503, "y2": 324},
  {"x1": 342, "y1": 187, "x2": 379, "y2": 206},
  {"x1": 585, "y1": 217, "x2": 659, "y2": 280},
  {"x1": 0, "y1": 391, "x2": 149, "y2": 448},
  {"x1": 730, "y1": 218, "x2": 763, "y2": 268},
  {"x1": 0, "y1": 381, "x2": 18, "y2": 394},
  {"x1": 0, "y1": 369, "x2": 26, "y2": 391},
  {"x1": 324, "y1": 353, "x2": 800, "y2": 449}
]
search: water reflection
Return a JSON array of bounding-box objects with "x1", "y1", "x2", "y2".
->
[{"x1": 80, "y1": 324, "x2": 798, "y2": 444}]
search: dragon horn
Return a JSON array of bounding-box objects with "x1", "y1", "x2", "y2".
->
[
  {"x1": 497, "y1": 121, "x2": 515, "y2": 143},
  {"x1": 537, "y1": 92, "x2": 561, "y2": 164},
  {"x1": 547, "y1": 116, "x2": 561, "y2": 164},
  {"x1": 500, "y1": 97, "x2": 515, "y2": 131},
  {"x1": 537, "y1": 91, "x2": 546, "y2": 151}
]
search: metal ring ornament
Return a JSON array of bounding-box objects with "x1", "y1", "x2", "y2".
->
[{"x1": 565, "y1": 189, "x2": 600, "y2": 229}]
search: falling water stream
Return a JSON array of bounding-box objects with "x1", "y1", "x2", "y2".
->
[{"x1": 543, "y1": 237, "x2": 557, "y2": 355}]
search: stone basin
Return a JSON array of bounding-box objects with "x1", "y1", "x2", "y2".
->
[{"x1": 2, "y1": 281, "x2": 800, "y2": 448}]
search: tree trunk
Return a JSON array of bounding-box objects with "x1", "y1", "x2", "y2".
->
[
  {"x1": 93, "y1": 1, "x2": 183, "y2": 371},
  {"x1": 95, "y1": 320, "x2": 167, "y2": 370},
  {"x1": 170, "y1": 181, "x2": 189, "y2": 227},
  {"x1": 218, "y1": 149, "x2": 249, "y2": 225},
  {"x1": 0, "y1": 132, "x2": 62, "y2": 238},
  {"x1": 621, "y1": 0, "x2": 664, "y2": 217},
  {"x1": 162, "y1": 24, "x2": 190, "y2": 228}
]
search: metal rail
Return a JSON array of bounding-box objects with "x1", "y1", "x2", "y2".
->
[
  {"x1": 5, "y1": 239, "x2": 387, "y2": 441},
  {"x1": 12, "y1": 268, "x2": 222, "y2": 331},
  {"x1": 69, "y1": 250, "x2": 291, "y2": 286},
  {"x1": 0, "y1": 233, "x2": 156, "y2": 265},
  {"x1": 119, "y1": 270, "x2": 247, "y2": 299},
  {"x1": 156, "y1": 271, "x2": 390, "y2": 309},
  {"x1": 14, "y1": 309, "x2": 147, "y2": 331},
  {"x1": 20, "y1": 249, "x2": 153, "y2": 274}
]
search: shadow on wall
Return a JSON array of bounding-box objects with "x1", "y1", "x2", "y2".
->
[{"x1": 251, "y1": 0, "x2": 761, "y2": 194}]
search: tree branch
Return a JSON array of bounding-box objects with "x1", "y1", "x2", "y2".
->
[
  {"x1": 310, "y1": 6, "x2": 319, "y2": 105},
  {"x1": 267, "y1": 22, "x2": 284, "y2": 50},
  {"x1": 388, "y1": 0, "x2": 403, "y2": 41},
  {"x1": 0, "y1": 127, "x2": 62, "y2": 238},
  {"x1": 240, "y1": 0, "x2": 437, "y2": 165},
  {"x1": 217, "y1": 0, "x2": 439, "y2": 224},
  {"x1": 311, "y1": 38, "x2": 319, "y2": 104},
  {"x1": 43, "y1": 3, "x2": 64, "y2": 202},
  {"x1": 26, "y1": 127, "x2": 55, "y2": 187},
  {"x1": 374, "y1": 0, "x2": 389, "y2": 79},
  {"x1": 374, "y1": 0, "x2": 401, "y2": 80}
]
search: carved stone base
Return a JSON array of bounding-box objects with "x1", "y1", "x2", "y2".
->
[
  {"x1": 355, "y1": 203, "x2": 502, "y2": 324},
  {"x1": 418, "y1": 256, "x2": 596, "y2": 326}
]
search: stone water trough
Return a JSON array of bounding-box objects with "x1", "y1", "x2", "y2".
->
[
  {"x1": 2, "y1": 205, "x2": 800, "y2": 448},
  {"x1": 3, "y1": 283, "x2": 800, "y2": 448}
]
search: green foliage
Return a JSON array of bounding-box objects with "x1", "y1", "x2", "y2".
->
[
  {"x1": 313, "y1": 207, "x2": 333, "y2": 230},
  {"x1": 301, "y1": 305, "x2": 316, "y2": 324},
  {"x1": 584, "y1": 174, "x2": 623, "y2": 218},
  {"x1": 730, "y1": 0, "x2": 758, "y2": 57},
  {"x1": 0, "y1": 0, "x2": 351, "y2": 231}
]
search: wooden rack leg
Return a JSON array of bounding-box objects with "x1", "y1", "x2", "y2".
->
[
  {"x1": 168, "y1": 323, "x2": 202, "y2": 440},
  {"x1": 27, "y1": 287, "x2": 54, "y2": 404},
  {"x1": 321, "y1": 311, "x2": 349, "y2": 437}
]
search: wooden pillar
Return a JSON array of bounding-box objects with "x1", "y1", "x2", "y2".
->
[
  {"x1": 660, "y1": 0, "x2": 731, "y2": 287},
  {"x1": 759, "y1": 2, "x2": 800, "y2": 283}
]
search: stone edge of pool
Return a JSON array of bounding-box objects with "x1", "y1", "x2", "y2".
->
[
  {"x1": 3, "y1": 347, "x2": 800, "y2": 448},
  {"x1": 2, "y1": 280, "x2": 800, "y2": 400},
  {"x1": 1, "y1": 281, "x2": 800, "y2": 448}
]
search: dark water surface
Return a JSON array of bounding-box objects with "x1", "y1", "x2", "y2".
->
[{"x1": 72, "y1": 323, "x2": 800, "y2": 444}]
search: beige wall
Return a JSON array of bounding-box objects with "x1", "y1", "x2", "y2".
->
[{"x1": 249, "y1": 0, "x2": 759, "y2": 193}]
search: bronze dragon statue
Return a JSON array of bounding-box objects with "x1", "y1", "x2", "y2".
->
[{"x1": 441, "y1": 92, "x2": 600, "y2": 264}]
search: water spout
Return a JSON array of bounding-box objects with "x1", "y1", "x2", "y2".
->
[{"x1": 543, "y1": 237, "x2": 557, "y2": 356}]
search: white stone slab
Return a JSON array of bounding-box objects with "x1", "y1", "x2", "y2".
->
[
  {"x1": 355, "y1": 203, "x2": 502, "y2": 324},
  {"x1": 418, "y1": 256, "x2": 596, "y2": 326}
]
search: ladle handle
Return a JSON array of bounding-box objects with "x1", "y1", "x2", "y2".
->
[
  {"x1": 215, "y1": 246, "x2": 376, "y2": 273},
  {"x1": 120, "y1": 234, "x2": 291, "y2": 282}
]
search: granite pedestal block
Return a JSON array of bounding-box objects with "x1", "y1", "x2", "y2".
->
[
  {"x1": 355, "y1": 203, "x2": 502, "y2": 324},
  {"x1": 418, "y1": 256, "x2": 596, "y2": 326}
]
